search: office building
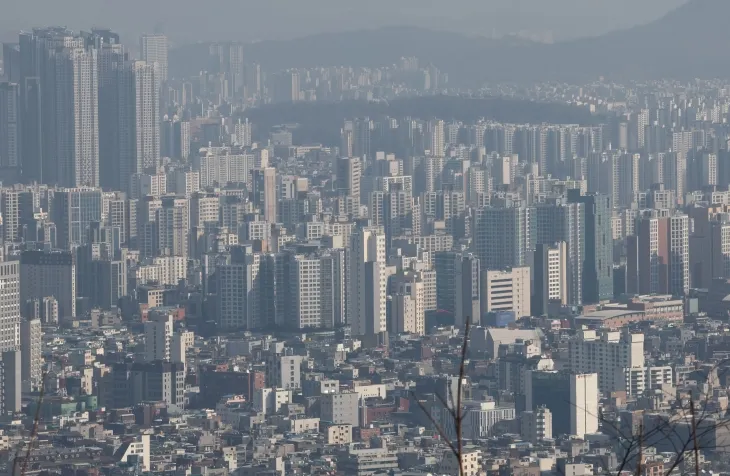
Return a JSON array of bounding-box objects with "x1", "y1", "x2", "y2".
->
[
  {"x1": 481, "y1": 267, "x2": 531, "y2": 319},
  {"x1": 570, "y1": 373, "x2": 599, "y2": 439},
  {"x1": 461, "y1": 401, "x2": 516, "y2": 439},
  {"x1": 524, "y1": 370, "x2": 571, "y2": 435}
]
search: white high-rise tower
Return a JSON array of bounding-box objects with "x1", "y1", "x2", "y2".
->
[
  {"x1": 140, "y1": 34, "x2": 168, "y2": 82},
  {"x1": 347, "y1": 226, "x2": 387, "y2": 340}
]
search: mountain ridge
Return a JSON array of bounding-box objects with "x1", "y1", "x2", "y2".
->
[{"x1": 169, "y1": 0, "x2": 725, "y2": 83}]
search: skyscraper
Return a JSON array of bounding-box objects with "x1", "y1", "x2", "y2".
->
[
  {"x1": 54, "y1": 43, "x2": 100, "y2": 187},
  {"x1": 567, "y1": 190, "x2": 613, "y2": 303},
  {"x1": 97, "y1": 36, "x2": 126, "y2": 190},
  {"x1": 116, "y1": 60, "x2": 160, "y2": 193},
  {"x1": 348, "y1": 226, "x2": 386, "y2": 341},
  {"x1": 0, "y1": 82, "x2": 21, "y2": 174},
  {"x1": 139, "y1": 34, "x2": 168, "y2": 82}
]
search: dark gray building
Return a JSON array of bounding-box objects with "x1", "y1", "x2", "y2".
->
[{"x1": 567, "y1": 190, "x2": 614, "y2": 303}]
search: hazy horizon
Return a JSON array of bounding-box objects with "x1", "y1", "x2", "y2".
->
[{"x1": 0, "y1": 0, "x2": 688, "y2": 46}]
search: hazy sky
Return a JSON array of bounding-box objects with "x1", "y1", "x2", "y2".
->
[{"x1": 0, "y1": 0, "x2": 689, "y2": 45}]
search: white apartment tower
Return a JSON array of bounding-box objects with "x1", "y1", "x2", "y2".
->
[
  {"x1": 144, "y1": 311, "x2": 173, "y2": 362},
  {"x1": 569, "y1": 329, "x2": 645, "y2": 394},
  {"x1": 0, "y1": 261, "x2": 19, "y2": 351},
  {"x1": 348, "y1": 226, "x2": 387, "y2": 339},
  {"x1": 570, "y1": 373, "x2": 599, "y2": 439},
  {"x1": 216, "y1": 248, "x2": 262, "y2": 330},
  {"x1": 139, "y1": 34, "x2": 168, "y2": 81}
]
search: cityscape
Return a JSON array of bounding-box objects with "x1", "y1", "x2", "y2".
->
[{"x1": 2, "y1": 1, "x2": 730, "y2": 475}]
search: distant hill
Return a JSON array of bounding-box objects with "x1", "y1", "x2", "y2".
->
[
  {"x1": 239, "y1": 95, "x2": 599, "y2": 146},
  {"x1": 170, "y1": 0, "x2": 728, "y2": 84}
]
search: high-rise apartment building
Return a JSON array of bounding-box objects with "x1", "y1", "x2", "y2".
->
[
  {"x1": 532, "y1": 242, "x2": 568, "y2": 316},
  {"x1": 0, "y1": 261, "x2": 19, "y2": 352},
  {"x1": 535, "y1": 200, "x2": 584, "y2": 305},
  {"x1": 53, "y1": 43, "x2": 100, "y2": 187},
  {"x1": 20, "y1": 318, "x2": 41, "y2": 392},
  {"x1": 337, "y1": 157, "x2": 362, "y2": 211},
  {"x1": 627, "y1": 213, "x2": 689, "y2": 296},
  {"x1": 570, "y1": 373, "x2": 599, "y2": 439},
  {"x1": 455, "y1": 253, "x2": 481, "y2": 327},
  {"x1": 139, "y1": 34, "x2": 168, "y2": 81},
  {"x1": 216, "y1": 246, "x2": 262, "y2": 330},
  {"x1": 567, "y1": 190, "x2": 613, "y2": 303},
  {"x1": 116, "y1": 60, "x2": 160, "y2": 193},
  {"x1": 0, "y1": 350, "x2": 20, "y2": 414},
  {"x1": 251, "y1": 167, "x2": 277, "y2": 223},
  {"x1": 156, "y1": 197, "x2": 189, "y2": 258},
  {"x1": 348, "y1": 226, "x2": 387, "y2": 340},
  {"x1": 569, "y1": 329, "x2": 644, "y2": 394},
  {"x1": 474, "y1": 205, "x2": 533, "y2": 271}
]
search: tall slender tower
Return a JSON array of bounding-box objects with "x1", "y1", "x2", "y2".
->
[
  {"x1": 54, "y1": 44, "x2": 99, "y2": 187},
  {"x1": 98, "y1": 36, "x2": 126, "y2": 189},
  {"x1": 139, "y1": 34, "x2": 168, "y2": 82},
  {"x1": 0, "y1": 82, "x2": 21, "y2": 173},
  {"x1": 347, "y1": 226, "x2": 386, "y2": 341}
]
